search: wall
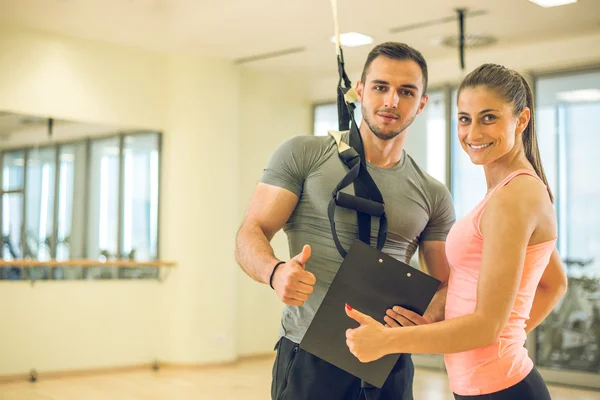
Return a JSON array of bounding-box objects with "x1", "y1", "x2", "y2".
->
[
  {"x1": 158, "y1": 54, "x2": 241, "y2": 364},
  {"x1": 0, "y1": 282, "x2": 162, "y2": 375},
  {"x1": 0, "y1": 26, "x2": 169, "y2": 376},
  {"x1": 0, "y1": 26, "x2": 244, "y2": 375},
  {"x1": 236, "y1": 68, "x2": 311, "y2": 356},
  {"x1": 0, "y1": 25, "x2": 311, "y2": 376},
  {"x1": 0, "y1": 27, "x2": 166, "y2": 130}
]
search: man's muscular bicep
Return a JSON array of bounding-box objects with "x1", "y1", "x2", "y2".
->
[{"x1": 242, "y1": 182, "x2": 299, "y2": 240}]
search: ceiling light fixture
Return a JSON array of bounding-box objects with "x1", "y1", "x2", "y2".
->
[
  {"x1": 330, "y1": 32, "x2": 373, "y2": 48},
  {"x1": 528, "y1": 0, "x2": 577, "y2": 8}
]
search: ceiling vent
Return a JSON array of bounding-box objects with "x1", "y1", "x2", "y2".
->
[{"x1": 434, "y1": 33, "x2": 497, "y2": 49}]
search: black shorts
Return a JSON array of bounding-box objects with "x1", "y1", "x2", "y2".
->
[
  {"x1": 271, "y1": 337, "x2": 414, "y2": 400},
  {"x1": 453, "y1": 368, "x2": 551, "y2": 400}
]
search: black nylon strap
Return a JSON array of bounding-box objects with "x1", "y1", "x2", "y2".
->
[
  {"x1": 328, "y1": 153, "x2": 360, "y2": 258},
  {"x1": 348, "y1": 125, "x2": 383, "y2": 204},
  {"x1": 349, "y1": 123, "x2": 385, "y2": 247},
  {"x1": 349, "y1": 124, "x2": 373, "y2": 247},
  {"x1": 337, "y1": 49, "x2": 354, "y2": 131},
  {"x1": 330, "y1": 47, "x2": 387, "y2": 258},
  {"x1": 328, "y1": 123, "x2": 388, "y2": 257}
]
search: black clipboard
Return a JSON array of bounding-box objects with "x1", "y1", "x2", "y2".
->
[{"x1": 299, "y1": 240, "x2": 441, "y2": 388}]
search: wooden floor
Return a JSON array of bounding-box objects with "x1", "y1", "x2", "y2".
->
[{"x1": 1, "y1": 356, "x2": 599, "y2": 400}]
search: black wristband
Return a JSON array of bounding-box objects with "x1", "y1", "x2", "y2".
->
[{"x1": 269, "y1": 261, "x2": 286, "y2": 289}]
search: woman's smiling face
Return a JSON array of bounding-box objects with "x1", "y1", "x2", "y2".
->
[{"x1": 457, "y1": 86, "x2": 530, "y2": 165}]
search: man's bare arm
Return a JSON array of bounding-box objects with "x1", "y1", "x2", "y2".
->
[
  {"x1": 235, "y1": 182, "x2": 316, "y2": 306},
  {"x1": 235, "y1": 182, "x2": 299, "y2": 282}
]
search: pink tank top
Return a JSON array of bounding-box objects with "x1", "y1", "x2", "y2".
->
[{"x1": 444, "y1": 170, "x2": 556, "y2": 396}]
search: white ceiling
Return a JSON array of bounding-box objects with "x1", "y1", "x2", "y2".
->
[{"x1": 1, "y1": 0, "x2": 599, "y2": 77}]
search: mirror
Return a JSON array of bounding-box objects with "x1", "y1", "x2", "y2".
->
[{"x1": 0, "y1": 111, "x2": 162, "y2": 280}]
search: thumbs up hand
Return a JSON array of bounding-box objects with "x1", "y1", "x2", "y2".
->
[
  {"x1": 345, "y1": 304, "x2": 388, "y2": 363},
  {"x1": 272, "y1": 245, "x2": 316, "y2": 307}
]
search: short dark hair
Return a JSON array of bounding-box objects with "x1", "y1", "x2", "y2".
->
[{"x1": 360, "y1": 42, "x2": 428, "y2": 94}]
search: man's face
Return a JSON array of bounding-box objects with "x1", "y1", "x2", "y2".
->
[{"x1": 356, "y1": 56, "x2": 428, "y2": 141}]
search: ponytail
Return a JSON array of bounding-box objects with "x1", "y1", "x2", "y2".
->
[{"x1": 519, "y1": 75, "x2": 553, "y2": 202}]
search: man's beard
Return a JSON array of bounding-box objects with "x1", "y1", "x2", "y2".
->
[{"x1": 362, "y1": 107, "x2": 415, "y2": 141}]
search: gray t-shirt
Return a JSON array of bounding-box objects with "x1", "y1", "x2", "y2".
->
[{"x1": 260, "y1": 133, "x2": 455, "y2": 344}]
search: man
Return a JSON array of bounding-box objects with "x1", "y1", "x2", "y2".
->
[{"x1": 235, "y1": 42, "x2": 455, "y2": 399}]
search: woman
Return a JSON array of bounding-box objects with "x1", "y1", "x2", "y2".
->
[{"x1": 344, "y1": 64, "x2": 568, "y2": 399}]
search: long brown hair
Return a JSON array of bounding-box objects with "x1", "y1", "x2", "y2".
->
[{"x1": 458, "y1": 63, "x2": 554, "y2": 202}]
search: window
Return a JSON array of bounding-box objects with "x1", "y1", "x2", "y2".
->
[
  {"x1": 1, "y1": 151, "x2": 25, "y2": 280},
  {"x1": 87, "y1": 137, "x2": 121, "y2": 279},
  {"x1": 25, "y1": 147, "x2": 56, "y2": 279},
  {"x1": 120, "y1": 133, "x2": 160, "y2": 279},
  {"x1": 0, "y1": 132, "x2": 162, "y2": 281},
  {"x1": 55, "y1": 143, "x2": 87, "y2": 279},
  {"x1": 534, "y1": 69, "x2": 600, "y2": 374}
]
